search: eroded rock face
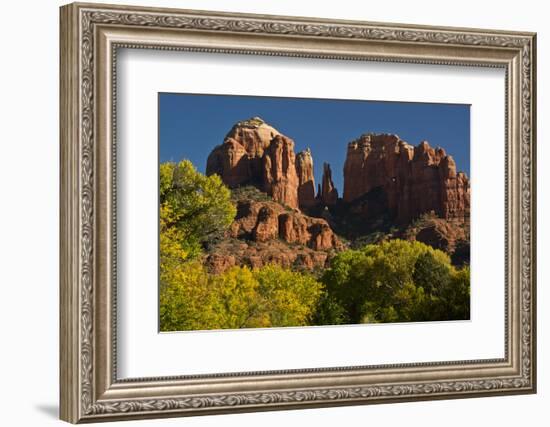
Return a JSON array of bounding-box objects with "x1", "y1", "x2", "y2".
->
[
  {"x1": 205, "y1": 253, "x2": 236, "y2": 273},
  {"x1": 222, "y1": 116, "x2": 281, "y2": 180},
  {"x1": 343, "y1": 133, "x2": 413, "y2": 204},
  {"x1": 230, "y1": 200, "x2": 342, "y2": 250},
  {"x1": 262, "y1": 135, "x2": 299, "y2": 209},
  {"x1": 206, "y1": 117, "x2": 302, "y2": 209},
  {"x1": 206, "y1": 199, "x2": 344, "y2": 273},
  {"x1": 320, "y1": 163, "x2": 338, "y2": 206},
  {"x1": 205, "y1": 138, "x2": 249, "y2": 187},
  {"x1": 343, "y1": 134, "x2": 469, "y2": 224},
  {"x1": 402, "y1": 214, "x2": 470, "y2": 264},
  {"x1": 252, "y1": 205, "x2": 280, "y2": 242},
  {"x1": 207, "y1": 240, "x2": 331, "y2": 274},
  {"x1": 278, "y1": 213, "x2": 310, "y2": 245},
  {"x1": 296, "y1": 149, "x2": 316, "y2": 209}
]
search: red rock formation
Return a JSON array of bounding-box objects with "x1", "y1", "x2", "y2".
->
[
  {"x1": 252, "y1": 205, "x2": 280, "y2": 242},
  {"x1": 230, "y1": 200, "x2": 343, "y2": 251},
  {"x1": 207, "y1": 199, "x2": 344, "y2": 273},
  {"x1": 206, "y1": 117, "x2": 302, "y2": 209},
  {"x1": 439, "y1": 157, "x2": 470, "y2": 221},
  {"x1": 205, "y1": 253, "x2": 236, "y2": 273},
  {"x1": 401, "y1": 214, "x2": 469, "y2": 259},
  {"x1": 205, "y1": 138, "x2": 249, "y2": 187},
  {"x1": 207, "y1": 121, "x2": 469, "y2": 248},
  {"x1": 309, "y1": 222, "x2": 338, "y2": 250},
  {"x1": 296, "y1": 148, "x2": 316, "y2": 208},
  {"x1": 223, "y1": 116, "x2": 281, "y2": 179},
  {"x1": 343, "y1": 134, "x2": 469, "y2": 224},
  {"x1": 320, "y1": 163, "x2": 338, "y2": 206},
  {"x1": 207, "y1": 239, "x2": 331, "y2": 274},
  {"x1": 278, "y1": 213, "x2": 310, "y2": 245},
  {"x1": 262, "y1": 135, "x2": 299, "y2": 209},
  {"x1": 343, "y1": 133, "x2": 413, "y2": 204}
]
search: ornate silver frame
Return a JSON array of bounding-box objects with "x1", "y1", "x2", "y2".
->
[{"x1": 60, "y1": 2, "x2": 537, "y2": 423}]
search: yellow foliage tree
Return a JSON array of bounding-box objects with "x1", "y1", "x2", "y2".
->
[{"x1": 160, "y1": 264, "x2": 324, "y2": 332}]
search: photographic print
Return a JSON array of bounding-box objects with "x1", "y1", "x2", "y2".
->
[{"x1": 159, "y1": 94, "x2": 471, "y2": 332}]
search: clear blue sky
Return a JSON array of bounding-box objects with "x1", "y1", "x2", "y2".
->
[{"x1": 159, "y1": 93, "x2": 470, "y2": 193}]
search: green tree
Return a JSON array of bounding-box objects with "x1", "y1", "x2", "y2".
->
[
  {"x1": 161, "y1": 160, "x2": 236, "y2": 248},
  {"x1": 321, "y1": 248, "x2": 369, "y2": 322},
  {"x1": 413, "y1": 251, "x2": 452, "y2": 295},
  {"x1": 254, "y1": 265, "x2": 323, "y2": 327},
  {"x1": 313, "y1": 293, "x2": 347, "y2": 325},
  {"x1": 321, "y1": 239, "x2": 469, "y2": 324},
  {"x1": 443, "y1": 265, "x2": 471, "y2": 320},
  {"x1": 159, "y1": 159, "x2": 237, "y2": 276}
]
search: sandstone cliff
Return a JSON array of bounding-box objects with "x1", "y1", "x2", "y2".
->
[
  {"x1": 206, "y1": 199, "x2": 343, "y2": 274},
  {"x1": 206, "y1": 117, "x2": 280, "y2": 187},
  {"x1": 320, "y1": 162, "x2": 338, "y2": 206},
  {"x1": 296, "y1": 148, "x2": 316, "y2": 209},
  {"x1": 207, "y1": 121, "x2": 469, "y2": 226},
  {"x1": 262, "y1": 135, "x2": 299, "y2": 209},
  {"x1": 343, "y1": 133, "x2": 469, "y2": 224},
  {"x1": 206, "y1": 117, "x2": 301, "y2": 209},
  {"x1": 401, "y1": 212, "x2": 470, "y2": 266}
]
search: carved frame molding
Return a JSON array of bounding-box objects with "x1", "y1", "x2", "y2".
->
[{"x1": 60, "y1": 2, "x2": 536, "y2": 423}]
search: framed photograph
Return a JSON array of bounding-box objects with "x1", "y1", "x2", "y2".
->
[{"x1": 60, "y1": 2, "x2": 537, "y2": 423}]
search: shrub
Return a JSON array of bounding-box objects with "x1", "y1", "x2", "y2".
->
[{"x1": 231, "y1": 185, "x2": 271, "y2": 202}]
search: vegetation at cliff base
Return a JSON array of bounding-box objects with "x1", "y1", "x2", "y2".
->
[
  {"x1": 319, "y1": 240, "x2": 470, "y2": 324},
  {"x1": 160, "y1": 160, "x2": 236, "y2": 260},
  {"x1": 158, "y1": 160, "x2": 470, "y2": 332},
  {"x1": 160, "y1": 263, "x2": 323, "y2": 331},
  {"x1": 159, "y1": 161, "x2": 323, "y2": 331}
]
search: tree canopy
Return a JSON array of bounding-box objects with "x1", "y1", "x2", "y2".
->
[
  {"x1": 160, "y1": 160, "x2": 236, "y2": 251},
  {"x1": 321, "y1": 239, "x2": 470, "y2": 324},
  {"x1": 160, "y1": 263, "x2": 323, "y2": 331},
  {"x1": 159, "y1": 160, "x2": 236, "y2": 264}
]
